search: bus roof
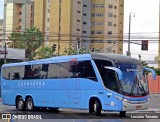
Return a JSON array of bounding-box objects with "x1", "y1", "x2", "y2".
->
[
  {"x1": 91, "y1": 53, "x2": 141, "y2": 65},
  {"x1": 2, "y1": 53, "x2": 141, "y2": 67}
]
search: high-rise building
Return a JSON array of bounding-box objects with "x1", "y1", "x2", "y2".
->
[
  {"x1": 90, "y1": 0, "x2": 124, "y2": 54},
  {"x1": 3, "y1": 0, "x2": 34, "y2": 45},
  {"x1": 34, "y1": 0, "x2": 124, "y2": 55},
  {"x1": 0, "y1": 19, "x2": 4, "y2": 47},
  {"x1": 34, "y1": 0, "x2": 83, "y2": 55}
]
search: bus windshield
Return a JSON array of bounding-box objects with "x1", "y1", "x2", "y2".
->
[{"x1": 116, "y1": 63, "x2": 148, "y2": 96}]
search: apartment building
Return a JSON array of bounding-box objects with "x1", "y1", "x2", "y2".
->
[
  {"x1": 34, "y1": 0, "x2": 124, "y2": 55},
  {"x1": 3, "y1": 0, "x2": 34, "y2": 44},
  {"x1": 0, "y1": 19, "x2": 3, "y2": 47},
  {"x1": 90, "y1": 0, "x2": 124, "y2": 54},
  {"x1": 34, "y1": 0, "x2": 83, "y2": 55}
]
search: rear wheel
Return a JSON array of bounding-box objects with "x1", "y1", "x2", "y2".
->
[
  {"x1": 49, "y1": 108, "x2": 59, "y2": 112},
  {"x1": 16, "y1": 97, "x2": 25, "y2": 111},
  {"x1": 26, "y1": 97, "x2": 34, "y2": 111}
]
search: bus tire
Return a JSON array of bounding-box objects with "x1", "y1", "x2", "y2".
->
[
  {"x1": 49, "y1": 108, "x2": 59, "y2": 112},
  {"x1": 89, "y1": 99, "x2": 102, "y2": 116},
  {"x1": 119, "y1": 111, "x2": 126, "y2": 117},
  {"x1": 16, "y1": 97, "x2": 25, "y2": 111},
  {"x1": 26, "y1": 97, "x2": 34, "y2": 111}
]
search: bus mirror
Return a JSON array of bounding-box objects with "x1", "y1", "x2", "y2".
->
[
  {"x1": 144, "y1": 67, "x2": 156, "y2": 80},
  {"x1": 105, "y1": 66, "x2": 123, "y2": 81}
]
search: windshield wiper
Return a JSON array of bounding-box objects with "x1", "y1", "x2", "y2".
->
[
  {"x1": 130, "y1": 76, "x2": 146, "y2": 96},
  {"x1": 137, "y1": 79, "x2": 146, "y2": 94}
]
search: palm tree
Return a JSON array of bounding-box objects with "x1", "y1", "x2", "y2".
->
[
  {"x1": 36, "y1": 46, "x2": 54, "y2": 59},
  {"x1": 8, "y1": 32, "x2": 24, "y2": 48},
  {"x1": 8, "y1": 26, "x2": 43, "y2": 61},
  {"x1": 22, "y1": 26, "x2": 43, "y2": 60}
]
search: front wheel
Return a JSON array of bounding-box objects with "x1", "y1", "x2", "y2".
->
[
  {"x1": 119, "y1": 111, "x2": 126, "y2": 117},
  {"x1": 26, "y1": 97, "x2": 34, "y2": 111},
  {"x1": 89, "y1": 99, "x2": 102, "y2": 116},
  {"x1": 16, "y1": 97, "x2": 25, "y2": 111}
]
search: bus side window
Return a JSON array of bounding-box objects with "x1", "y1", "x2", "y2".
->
[
  {"x1": 105, "y1": 70, "x2": 118, "y2": 92},
  {"x1": 77, "y1": 61, "x2": 97, "y2": 81}
]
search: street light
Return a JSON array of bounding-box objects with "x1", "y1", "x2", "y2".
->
[{"x1": 127, "y1": 12, "x2": 135, "y2": 57}]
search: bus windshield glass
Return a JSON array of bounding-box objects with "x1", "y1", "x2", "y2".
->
[{"x1": 116, "y1": 63, "x2": 148, "y2": 96}]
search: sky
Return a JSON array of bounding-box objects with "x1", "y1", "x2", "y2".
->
[
  {"x1": 0, "y1": 0, "x2": 159, "y2": 66},
  {"x1": 123, "y1": 0, "x2": 159, "y2": 67}
]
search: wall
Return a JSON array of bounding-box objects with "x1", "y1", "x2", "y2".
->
[{"x1": 148, "y1": 76, "x2": 160, "y2": 93}]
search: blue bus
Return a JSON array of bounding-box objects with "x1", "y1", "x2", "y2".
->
[{"x1": 1, "y1": 53, "x2": 156, "y2": 116}]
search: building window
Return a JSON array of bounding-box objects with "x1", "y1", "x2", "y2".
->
[
  {"x1": 83, "y1": 4, "x2": 87, "y2": 7},
  {"x1": 19, "y1": 26, "x2": 21, "y2": 29},
  {"x1": 83, "y1": 22, "x2": 86, "y2": 25},
  {"x1": 108, "y1": 22, "x2": 112, "y2": 26},
  {"x1": 94, "y1": 40, "x2": 103, "y2": 43},
  {"x1": 108, "y1": 4, "x2": 113, "y2": 8},
  {"x1": 92, "y1": 4, "x2": 104, "y2": 8},
  {"x1": 114, "y1": 6, "x2": 117, "y2": 9},
  {"x1": 107, "y1": 40, "x2": 112, "y2": 44},
  {"x1": 114, "y1": 24, "x2": 117, "y2": 27},
  {"x1": 83, "y1": 13, "x2": 87, "y2": 16},
  {"x1": 91, "y1": 13, "x2": 104, "y2": 17},
  {"x1": 47, "y1": 27, "x2": 49, "y2": 31},
  {"x1": 107, "y1": 48, "x2": 112, "y2": 53},
  {"x1": 19, "y1": 19, "x2": 22, "y2": 22},
  {"x1": 77, "y1": 11, "x2": 81, "y2": 13},
  {"x1": 91, "y1": 31, "x2": 103, "y2": 34},
  {"x1": 77, "y1": 29, "x2": 80, "y2": 31},
  {"x1": 108, "y1": 13, "x2": 113, "y2": 17},
  {"x1": 48, "y1": 9, "x2": 50, "y2": 13},
  {"x1": 91, "y1": 22, "x2": 103, "y2": 26},
  {"x1": 47, "y1": 18, "x2": 50, "y2": 22},
  {"x1": 114, "y1": 15, "x2": 117, "y2": 18},
  {"x1": 77, "y1": 19, "x2": 81, "y2": 22},
  {"x1": 83, "y1": 31, "x2": 86, "y2": 33},
  {"x1": 19, "y1": 12, "x2": 22, "y2": 15},
  {"x1": 31, "y1": 5, "x2": 33, "y2": 11},
  {"x1": 108, "y1": 31, "x2": 112, "y2": 35},
  {"x1": 77, "y1": 1, "x2": 81, "y2": 4}
]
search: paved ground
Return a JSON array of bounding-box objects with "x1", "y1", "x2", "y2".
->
[{"x1": 144, "y1": 94, "x2": 160, "y2": 112}]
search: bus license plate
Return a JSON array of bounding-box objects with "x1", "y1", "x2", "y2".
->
[{"x1": 136, "y1": 105, "x2": 141, "y2": 109}]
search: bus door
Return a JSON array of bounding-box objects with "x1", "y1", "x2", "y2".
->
[{"x1": 103, "y1": 68, "x2": 120, "y2": 110}]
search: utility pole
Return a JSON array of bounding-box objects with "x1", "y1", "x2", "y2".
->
[
  {"x1": 58, "y1": 0, "x2": 62, "y2": 55},
  {"x1": 127, "y1": 12, "x2": 135, "y2": 57}
]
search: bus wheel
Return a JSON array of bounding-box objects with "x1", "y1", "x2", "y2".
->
[
  {"x1": 49, "y1": 108, "x2": 59, "y2": 112},
  {"x1": 16, "y1": 97, "x2": 25, "y2": 111},
  {"x1": 119, "y1": 111, "x2": 126, "y2": 117},
  {"x1": 26, "y1": 97, "x2": 34, "y2": 111},
  {"x1": 89, "y1": 99, "x2": 101, "y2": 116}
]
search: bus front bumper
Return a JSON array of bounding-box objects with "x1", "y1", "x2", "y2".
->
[{"x1": 122, "y1": 98, "x2": 150, "y2": 111}]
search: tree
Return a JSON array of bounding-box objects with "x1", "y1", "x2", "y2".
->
[
  {"x1": 23, "y1": 26, "x2": 43, "y2": 60},
  {"x1": 64, "y1": 46, "x2": 90, "y2": 55},
  {"x1": 8, "y1": 26, "x2": 43, "y2": 61},
  {"x1": 8, "y1": 32, "x2": 25, "y2": 48},
  {"x1": 36, "y1": 46, "x2": 55, "y2": 59}
]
